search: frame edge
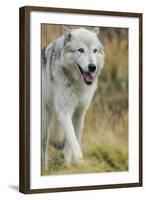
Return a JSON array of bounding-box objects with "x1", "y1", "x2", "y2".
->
[
  {"x1": 138, "y1": 13, "x2": 143, "y2": 187},
  {"x1": 20, "y1": 5, "x2": 143, "y2": 17},
  {"x1": 19, "y1": 6, "x2": 30, "y2": 194}
]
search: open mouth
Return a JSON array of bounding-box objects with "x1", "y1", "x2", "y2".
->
[{"x1": 77, "y1": 64, "x2": 94, "y2": 85}]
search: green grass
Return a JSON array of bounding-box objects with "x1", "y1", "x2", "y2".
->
[{"x1": 42, "y1": 135, "x2": 128, "y2": 175}]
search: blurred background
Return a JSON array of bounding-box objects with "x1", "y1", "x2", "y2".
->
[{"x1": 41, "y1": 24, "x2": 128, "y2": 175}]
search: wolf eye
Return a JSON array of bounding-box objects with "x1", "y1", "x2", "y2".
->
[
  {"x1": 78, "y1": 48, "x2": 84, "y2": 53},
  {"x1": 93, "y1": 49, "x2": 97, "y2": 53}
]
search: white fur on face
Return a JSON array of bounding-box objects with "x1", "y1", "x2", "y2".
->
[{"x1": 61, "y1": 28, "x2": 104, "y2": 77}]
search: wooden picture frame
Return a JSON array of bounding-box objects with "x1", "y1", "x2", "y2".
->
[{"x1": 19, "y1": 6, "x2": 143, "y2": 194}]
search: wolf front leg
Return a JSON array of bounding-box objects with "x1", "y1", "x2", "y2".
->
[
  {"x1": 72, "y1": 109, "x2": 86, "y2": 144},
  {"x1": 59, "y1": 113, "x2": 83, "y2": 166},
  {"x1": 63, "y1": 140, "x2": 72, "y2": 166}
]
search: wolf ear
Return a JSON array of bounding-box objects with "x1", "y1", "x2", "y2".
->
[
  {"x1": 61, "y1": 26, "x2": 72, "y2": 45},
  {"x1": 92, "y1": 27, "x2": 100, "y2": 35},
  {"x1": 64, "y1": 32, "x2": 72, "y2": 46},
  {"x1": 61, "y1": 25, "x2": 71, "y2": 34}
]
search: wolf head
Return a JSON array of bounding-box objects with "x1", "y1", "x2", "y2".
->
[{"x1": 60, "y1": 26, "x2": 105, "y2": 85}]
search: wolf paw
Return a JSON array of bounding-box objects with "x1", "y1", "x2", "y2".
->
[
  {"x1": 74, "y1": 157, "x2": 85, "y2": 166},
  {"x1": 53, "y1": 140, "x2": 65, "y2": 149},
  {"x1": 72, "y1": 153, "x2": 85, "y2": 166}
]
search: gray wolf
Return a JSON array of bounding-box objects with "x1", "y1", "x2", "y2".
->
[{"x1": 41, "y1": 26, "x2": 105, "y2": 170}]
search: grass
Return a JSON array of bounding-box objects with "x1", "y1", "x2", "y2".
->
[
  {"x1": 42, "y1": 137, "x2": 128, "y2": 175},
  {"x1": 41, "y1": 26, "x2": 128, "y2": 176}
]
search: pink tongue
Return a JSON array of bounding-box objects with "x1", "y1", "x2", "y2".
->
[{"x1": 83, "y1": 72, "x2": 93, "y2": 83}]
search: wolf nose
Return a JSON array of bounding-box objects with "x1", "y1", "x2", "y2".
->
[{"x1": 88, "y1": 64, "x2": 96, "y2": 72}]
